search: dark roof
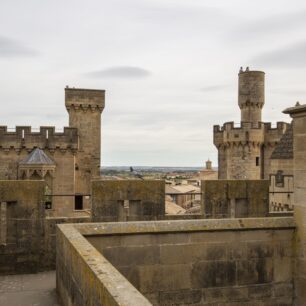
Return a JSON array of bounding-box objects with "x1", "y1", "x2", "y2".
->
[
  {"x1": 270, "y1": 124, "x2": 293, "y2": 160},
  {"x1": 19, "y1": 148, "x2": 55, "y2": 165}
]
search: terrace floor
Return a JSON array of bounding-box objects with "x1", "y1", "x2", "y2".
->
[{"x1": 0, "y1": 271, "x2": 60, "y2": 306}]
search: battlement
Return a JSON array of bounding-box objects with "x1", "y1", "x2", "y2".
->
[
  {"x1": 213, "y1": 121, "x2": 289, "y2": 147},
  {"x1": 263, "y1": 121, "x2": 289, "y2": 144},
  {"x1": 0, "y1": 126, "x2": 78, "y2": 151},
  {"x1": 65, "y1": 87, "x2": 105, "y2": 112},
  {"x1": 213, "y1": 121, "x2": 288, "y2": 133}
]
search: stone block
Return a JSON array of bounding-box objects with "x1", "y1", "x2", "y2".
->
[
  {"x1": 248, "y1": 284, "x2": 272, "y2": 299},
  {"x1": 247, "y1": 242, "x2": 274, "y2": 258},
  {"x1": 273, "y1": 257, "x2": 292, "y2": 283},
  {"x1": 160, "y1": 243, "x2": 206, "y2": 265},
  {"x1": 273, "y1": 282, "x2": 293, "y2": 297},
  {"x1": 138, "y1": 264, "x2": 192, "y2": 293},
  {"x1": 191, "y1": 260, "x2": 236, "y2": 288},
  {"x1": 159, "y1": 289, "x2": 202, "y2": 305},
  {"x1": 237, "y1": 258, "x2": 273, "y2": 285},
  {"x1": 102, "y1": 245, "x2": 160, "y2": 267}
]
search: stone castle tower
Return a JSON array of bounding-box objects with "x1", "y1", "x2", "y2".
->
[
  {"x1": 214, "y1": 68, "x2": 288, "y2": 180},
  {"x1": 0, "y1": 87, "x2": 104, "y2": 216},
  {"x1": 65, "y1": 88, "x2": 105, "y2": 193}
]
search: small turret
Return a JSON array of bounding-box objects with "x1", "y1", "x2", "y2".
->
[
  {"x1": 206, "y1": 159, "x2": 212, "y2": 170},
  {"x1": 238, "y1": 68, "x2": 265, "y2": 124}
]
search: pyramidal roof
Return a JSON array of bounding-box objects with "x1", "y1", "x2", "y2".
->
[
  {"x1": 19, "y1": 148, "x2": 55, "y2": 165},
  {"x1": 270, "y1": 124, "x2": 293, "y2": 160}
]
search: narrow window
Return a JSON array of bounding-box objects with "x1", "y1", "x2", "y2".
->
[
  {"x1": 45, "y1": 201, "x2": 52, "y2": 210},
  {"x1": 245, "y1": 131, "x2": 249, "y2": 141},
  {"x1": 74, "y1": 195, "x2": 83, "y2": 210},
  {"x1": 256, "y1": 157, "x2": 259, "y2": 166},
  {"x1": 22, "y1": 129, "x2": 25, "y2": 139},
  {"x1": 0, "y1": 202, "x2": 7, "y2": 245},
  {"x1": 46, "y1": 130, "x2": 49, "y2": 139}
]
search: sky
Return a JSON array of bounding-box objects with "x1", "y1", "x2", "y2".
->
[{"x1": 1, "y1": 0, "x2": 306, "y2": 167}]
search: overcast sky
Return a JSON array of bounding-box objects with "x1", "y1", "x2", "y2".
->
[{"x1": 1, "y1": 0, "x2": 306, "y2": 167}]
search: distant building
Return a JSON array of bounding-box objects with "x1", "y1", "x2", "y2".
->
[
  {"x1": 197, "y1": 159, "x2": 218, "y2": 181},
  {"x1": 165, "y1": 184, "x2": 200, "y2": 209},
  {"x1": 269, "y1": 124, "x2": 294, "y2": 212}
]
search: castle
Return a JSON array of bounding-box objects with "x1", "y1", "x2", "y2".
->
[
  {"x1": 2, "y1": 69, "x2": 306, "y2": 306},
  {"x1": 214, "y1": 68, "x2": 289, "y2": 180},
  {"x1": 0, "y1": 88, "x2": 104, "y2": 216}
]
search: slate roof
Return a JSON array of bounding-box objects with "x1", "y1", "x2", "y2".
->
[
  {"x1": 19, "y1": 148, "x2": 55, "y2": 165},
  {"x1": 270, "y1": 124, "x2": 293, "y2": 160}
]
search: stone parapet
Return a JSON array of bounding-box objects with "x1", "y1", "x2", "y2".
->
[
  {"x1": 264, "y1": 122, "x2": 289, "y2": 145},
  {"x1": 76, "y1": 217, "x2": 295, "y2": 236},
  {"x1": 65, "y1": 87, "x2": 105, "y2": 113},
  {"x1": 0, "y1": 126, "x2": 78, "y2": 151},
  {"x1": 57, "y1": 222, "x2": 151, "y2": 306},
  {"x1": 213, "y1": 122, "x2": 265, "y2": 147},
  {"x1": 57, "y1": 218, "x2": 295, "y2": 305}
]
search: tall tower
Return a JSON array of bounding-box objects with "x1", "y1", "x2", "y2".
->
[
  {"x1": 214, "y1": 68, "x2": 287, "y2": 180},
  {"x1": 238, "y1": 68, "x2": 265, "y2": 124},
  {"x1": 65, "y1": 87, "x2": 105, "y2": 194}
]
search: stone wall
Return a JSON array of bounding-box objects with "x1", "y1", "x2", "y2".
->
[
  {"x1": 91, "y1": 180, "x2": 165, "y2": 222},
  {"x1": 0, "y1": 180, "x2": 45, "y2": 274},
  {"x1": 202, "y1": 180, "x2": 269, "y2": 218},
  {"x1": 0, "y1": 179, "x2": 91, "y2": 273},
  {"x1": 42, "y1": 216, "x2": 90, "y2": 270},
  {"x1": 283, "y1": 104, "x2": 306, "y2": 305},
  {"x1": 269, "y1": 173, "x2": 294, "y2": 212},
  {"x1": 57, "y1": 218, "x2": 295, "y2": 306},
  {"x1": 57, "y1": 222, "x2": 151, "y2": 306}
]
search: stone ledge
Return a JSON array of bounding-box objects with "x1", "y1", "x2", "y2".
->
[
  {"x1": 57, "y1": 223, "x2": 152, "y2": 306},
  {"x1": 66, "y1": 217, "x2": 295, "y2": 237}
]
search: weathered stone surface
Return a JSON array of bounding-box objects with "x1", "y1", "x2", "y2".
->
[
  {"x1": 57, "y1": 218, "x2": 295, "y2": 306},
  {"x1": 202, "y1": 180, "x2": 269, "y2": 218},
  {"x1": 283, "y1": 103, "x2": 306, "y2": 306},
  {"x1": 0, "y1": 180, "x2": 45, "y2": 274},
  {"x1": 56, "y1": 223, "x2": 151, "y2": 306},
  {"x1": 91, "y1": 180, "x2": 165, "y2": 222}
]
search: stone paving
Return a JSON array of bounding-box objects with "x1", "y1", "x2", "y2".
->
[{"x1": 0, "y1": 271, "x2": 60, "y2": 306}]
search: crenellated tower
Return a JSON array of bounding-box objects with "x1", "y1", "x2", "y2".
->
[
  {"x1": 214, "y1": 67, "x2": 288, "y2": 180},
  {"x1": 65, "y1": 87, "x2": 105, "y2": 193},
  {"x1": 0, "y1": 86, "x2": 105, "y2": 217}
]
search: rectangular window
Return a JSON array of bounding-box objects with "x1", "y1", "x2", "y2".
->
[
  {"x1": 45, "y1": 201, "x2": 52, "y2": 210},
  {"x1": 256, "y1": 157, "x2": 259, "y2": 166},
  {"x1": 74, "y1": 195, "x2": 83, "y2": 210}
]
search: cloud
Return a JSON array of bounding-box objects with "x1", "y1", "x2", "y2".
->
[
  {"x1": 0, "y1": 36, "x2": 38, "y2": 58},
  {"x1": 200, "y1": 84, "x2": 230, "y2": 92},
  {"x1": 86, "y1": 66, "x2": 151, "y2": 79},
  {"x1": 230, "y1": 10, "x2": 306, "y2": 42},
  {"x1": 250, "y1": 40, "x2": 306, "y2": 68}
]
